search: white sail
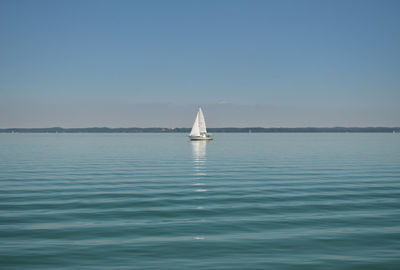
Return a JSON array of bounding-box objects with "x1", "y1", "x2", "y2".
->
[
  {"x1": 198, "y1": 107, "x2": 207, "y2": 134},
  {"x1": 189, "y1": 107, "x2": 212, "y2": 140},
  {"x1": 190, "y1": 111, "x2": 200, "y2": 136}
]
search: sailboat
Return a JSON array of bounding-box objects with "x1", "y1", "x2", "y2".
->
[{"x1": 189, "y1": 107, "x2": 212, "y2": 140}]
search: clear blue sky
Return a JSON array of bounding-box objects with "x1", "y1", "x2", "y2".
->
[{"x1": 1, "y1": 0, "x2": 399, "y2": 127}]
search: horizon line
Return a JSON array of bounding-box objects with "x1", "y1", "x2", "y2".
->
[
  {"x1": 1, "y1": 126, "x2": 400, "y2": 129},
  {"x1": 1, "y1": 126, "x2": 399, "y2": 133}
]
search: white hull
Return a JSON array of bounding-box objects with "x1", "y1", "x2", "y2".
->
[{"x1": 189, "y1": 135, "x2": 213, "y2": 141}]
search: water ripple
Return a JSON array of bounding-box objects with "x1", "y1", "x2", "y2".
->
[{"x1": 1, "y1": 133, "x2": 399, "y2": 269}]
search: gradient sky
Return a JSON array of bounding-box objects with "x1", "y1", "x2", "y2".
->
[{"x1": 1, "y1": 0, "x2": 399, "y2": 128}]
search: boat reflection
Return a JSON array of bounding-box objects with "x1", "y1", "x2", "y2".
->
[
  {"x1": 191, "y1": 141, "x2": 208, "y2": 241},
  {"x1": 191, "y1": 140, "x2": 207, "y2": 177}
]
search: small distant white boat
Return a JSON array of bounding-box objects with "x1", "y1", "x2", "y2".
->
[{"x1": 189, "y1": 107, "x2": 212, "y2": 140}]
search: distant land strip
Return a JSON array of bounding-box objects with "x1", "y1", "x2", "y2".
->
[{"x1": 1, "y1": 127, "x2": 400, "y2": 133}]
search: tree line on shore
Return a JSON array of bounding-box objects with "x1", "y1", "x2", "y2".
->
[{"x1": 1, "y1": 127, "x2": 399, "y2": 133}]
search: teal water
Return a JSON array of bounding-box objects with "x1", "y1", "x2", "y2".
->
[{"x1": 1, "y1": 133, "x2": 399, "y2": 269}]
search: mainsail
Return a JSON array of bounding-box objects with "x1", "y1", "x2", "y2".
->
[{"x1": 198, "y1": 107, "x2": 207, "y2": 134}]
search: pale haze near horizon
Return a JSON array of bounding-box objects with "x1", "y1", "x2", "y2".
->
[{"x1": 1, "y1": 0, "x2": 399, "y2": 128}]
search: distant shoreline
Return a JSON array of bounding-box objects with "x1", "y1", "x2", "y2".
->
[{"x1": 1, "y1": 127, "x2": 399, "y2": 133}]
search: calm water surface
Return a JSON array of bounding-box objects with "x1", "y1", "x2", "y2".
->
[{"x1": 1, "y1": 133, "x2": 399, "y2": 269}]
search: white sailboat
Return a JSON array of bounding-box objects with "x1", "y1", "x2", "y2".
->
[{"x1": 189, "y1": 107, "x2": 212, "y2": 140}]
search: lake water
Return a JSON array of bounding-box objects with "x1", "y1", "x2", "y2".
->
[{"x1": 1, "y1": 133, "x2": 399, "y2": 269}]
